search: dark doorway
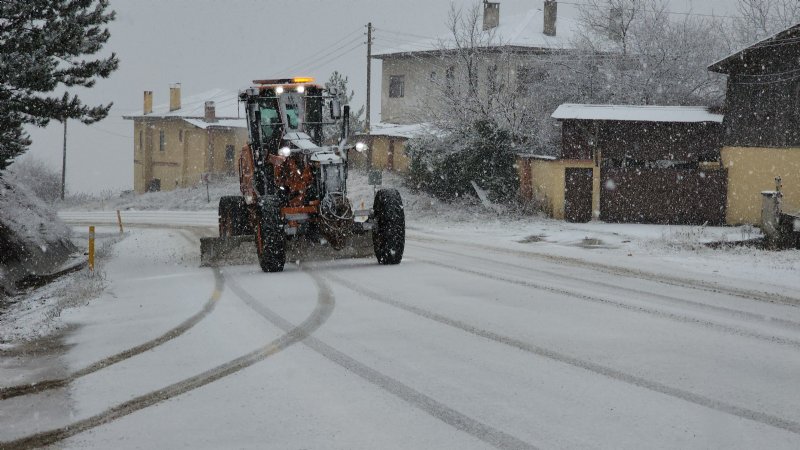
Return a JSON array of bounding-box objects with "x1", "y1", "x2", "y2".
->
[
  {"x1": 565, "y1": 168, "x2": 593, "y2": 223},
  {"x1": 387, "y1": 140, "x2": 395, "y2": 171},
  {"x1": 225, "y1": 145, "x2": 235, "y2": 175},
  {"x1": 147, "y1": 178, "x2": 161, "y2": 192}
]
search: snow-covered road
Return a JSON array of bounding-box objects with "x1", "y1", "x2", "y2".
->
[{"x1": 2, "y1": 214, "x2": 800, "y2": 449}]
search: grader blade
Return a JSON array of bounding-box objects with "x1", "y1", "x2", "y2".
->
[
  {"x1": 199, "y1": 234, "x2": 373, "y2": 267},
  {"x1": 199, "y1": 236, "x2": 257, "y2": 267},
  {"x1": 284, "y1": 234, "x2": 374, "y2": 263}
]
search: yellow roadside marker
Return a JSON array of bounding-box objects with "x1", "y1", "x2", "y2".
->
[
  {"x1": 116, "y1": 210, "x2": 124, "y2": 234},
  {"x1": 88, "y1": 225, "x2": 95, "y2": 273}
]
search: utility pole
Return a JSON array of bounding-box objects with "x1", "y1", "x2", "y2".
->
[
  {"x1": 61, "y1": 119, "x2": 67, "y2": 200},
  {"x1": 366, "y1": 22, "x2": 373, "y2": 134}
]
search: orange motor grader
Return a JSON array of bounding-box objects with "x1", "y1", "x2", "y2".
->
[{"x1": 200, "y1": 77, "x2": 404, "y2": 272}]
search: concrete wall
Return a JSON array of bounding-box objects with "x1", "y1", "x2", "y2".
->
[
  {"x1": 722, "y1": 146, "x2": 800, "y2": 224},
  {"x1": 379, "y1": 53, "x2": 534, "y2": 124},
  {"x1": 523, "y1": 158, "x2": 599, "y2": 220},
  {"x1": 133, "y1": 118, "x2": 245, "y2": 193},
  {"x1": 380, "y1": 57, "x2": 435, "y2": 124}
]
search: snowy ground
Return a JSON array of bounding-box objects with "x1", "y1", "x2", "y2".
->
[{"x1": 1, "y1": 171, "x2": 799, "y2": 448}]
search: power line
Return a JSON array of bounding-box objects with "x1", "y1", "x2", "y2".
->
[
  {"x1": 737, "y1": 67, "x2": 800, "y2": 78},
  {"x1": 557, "y1": 0, "x2": 743, "y2": 20},
  {"x1": 301, "y1": 41, "x2": 365, "y2": 74},
  {"x1": 747, "y1": 35, "x2": 800, "y2": 50},
  {"x1": 268, "y1": 27, "x2": 363, "y2": 77},
  {"x1": 376, "y1": 27, "x2": 439, "y2": 41},
  {"x1": 276, "y1": 33, "x2": 363, "y2": 77},
  {"x1": 732, "y1": 73, "x2": 800, "y2": 85},
  {"x1": 86, "y1": 123, "x2": 133, "y2": 139}
]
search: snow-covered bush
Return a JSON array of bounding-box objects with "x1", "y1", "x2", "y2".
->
[
  {"x1": 407, "y1": 120, "x2": 518, "y2": 203},
  {"x1": 6, "y1": 158, "x2": 62, "y2": 203},
  {"x1": 0, "y1": 172, "x2": 74, "y2": 295},
  {"x1": 0, "y1": 176, "x2": 71, "y2": 252}
]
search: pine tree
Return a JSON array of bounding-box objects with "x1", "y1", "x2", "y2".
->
[
  {"x1": 324, "y1": 71, "x2": 365, "y2": 140},
  {"x1": 0, "y1": 0, "x2": 119, "y2": 170}
]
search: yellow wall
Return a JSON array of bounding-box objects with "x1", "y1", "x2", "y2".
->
[
  {"x1": 133, "y1": 121, "x2": 145, "y2": 193},
  {"x1": 183, "y1": 130, "x2": 207, "y2": 188},
  {"x1": 209, "y1": 128, "x2": 248, "y2": 175},
  {"x1": 527, "y1": 159, "x2": 599, "y2": 220},
  {"x1": 722, "y1": 146, "x2": 800, "y2": 224},
  {"x1": 132, "y1": 118, "x2": 244, "y2": 193},
  {"x1": 366, "y1": 135, "x2": 409, "y2": 172}
]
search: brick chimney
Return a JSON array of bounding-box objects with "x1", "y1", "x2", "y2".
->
[
  {"x1": 543, "y1": 1, "x2": 557, "y2": 37},
  {"x1": 143, "y1": 90, "x2": 153, "y2": 115},
  {"x1": 483, "y1": 1, "x2": 500, "y2": 30},
  {"x1": 204, "y1": 101, "x2": 217, "y2": 123},
  {"x1": 169, "y1": 83, "x2": 181, "y2": 112}
]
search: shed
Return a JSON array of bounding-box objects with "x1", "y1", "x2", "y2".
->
[
  {"x1": 354, "y1": 123, "x2": 432, "y2": 173},
  {"x1": 518, "y1": 104, "x2": 727, "y2": 224}
]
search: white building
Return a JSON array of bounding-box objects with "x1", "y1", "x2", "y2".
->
[{"x1": 372, "y1": 1, "x2": 579, "y2": 125}]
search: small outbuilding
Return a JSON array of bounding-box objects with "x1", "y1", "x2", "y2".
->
[
  {"x1": 518, "y1": 104, "x2": 727, "y2": 224},
  {"x1": 353, "y1": 123, "x2": 431, "y2": 173}
]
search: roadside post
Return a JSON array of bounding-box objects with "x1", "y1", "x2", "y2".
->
[
  {"x1": 368, "y1": 170, "x2": 382, "y2": 195},
  {"x1": 202, "y1": 173, "x2": 210, "y2": 203},
  {"x1": 116, "y1": 210, "x2": 124, "y2": 235},
  {"x1": 88, "y1": 225, "x2": 95, "y2": 273}
]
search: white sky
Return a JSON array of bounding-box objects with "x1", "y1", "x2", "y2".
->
[{"x1": 22, "y1": 0, "x2": 739, "y2": 194}]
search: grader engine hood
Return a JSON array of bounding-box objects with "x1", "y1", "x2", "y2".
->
[{"x1": 283, "y1": 132, "x2": 345, "y2": 163}]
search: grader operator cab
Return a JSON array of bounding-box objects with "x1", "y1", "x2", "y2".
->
[{"x1": 200, "y1": 77, "x2": 405, "y2": 271}]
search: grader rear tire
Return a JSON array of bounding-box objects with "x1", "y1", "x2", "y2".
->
[{"x1": 372, "y1": 188, "x2": 405, "y2": 265}]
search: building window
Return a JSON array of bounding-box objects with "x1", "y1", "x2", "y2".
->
[
  {"x1": 138, "y1": 130, "x2": 142, "y2": 150},
  {"x1": 159, "y1": 130, "x2": 166, "y2": 152},
  {"x1": 389, "y1": 75, "x2": 405, "y2": 98},
  {"x1": 179, "y1": 129, "x2": 183, "y2": 143}
]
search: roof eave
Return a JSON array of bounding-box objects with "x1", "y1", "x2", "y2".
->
[
  {"x1": 123, "y1": 115, "x2": 241, "y2": 120},
  {"x1": 373, "y1": 44, "x2": 573, "y2": 60},
  {"x1": 707, "y1": 22, "x2": 800, "y2": 74}
]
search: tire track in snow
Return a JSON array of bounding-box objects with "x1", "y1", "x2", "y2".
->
[
  {"x1": 410, "y1": 242, "x2": 800, "y2": 332},
  {"x1": 0, "y1": 236, "x2": 224, "y2": 401},
  {"x1": 0, "y1": 268, "x2": 333, "y2": 449},
  {"x1": 415, "y1": 257, "x2": 800, "y2": 349},
  {"x1": 407, "y1": 234, "x2": 800, "y2": 307},
  {"x1": 229, "y1": 269, "x2": 538, "y2": 450},
  {"x1": 319, "y1": 270, "x2": 800, "y2": 437}
]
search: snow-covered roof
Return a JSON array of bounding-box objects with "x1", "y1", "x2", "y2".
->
[
  {"x1": 123, "y1": 88, "x2": 243, "y2": 120},
  {"x1": 183, "y1": 118, "x2": 247, "y2": 130},
  {"x1": 551, "y1": 104, "x2": 723, "y2": 123},
  {"x1": 517, "y1": 153, "x2": 557, "y2": 160},
  {"x1": 373, "y1": 8, "x2": 578, "y2": 58},
  {"x1": 368, "y1": 122, "x2": 433, "y2": 139},
  {"x1": 709, "y1": 23, "x2": 800, "y2": 74}
]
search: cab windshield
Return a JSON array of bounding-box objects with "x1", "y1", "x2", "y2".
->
[
  {"x1": 259, "y1": 106, "x2": 279, "y2": 137},
  {"x1": 285, "y1": 104, "x2": 299, "y2": 130}
]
